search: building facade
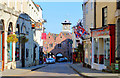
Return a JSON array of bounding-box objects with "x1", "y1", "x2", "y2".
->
[
  {"x1": 115, "y1": 0, "x2": 120, "y2": 58},
  {"x1": 83, "y1": 0, "x2": 118, "y2": 70},
  {"x1": 82, "y1": 0, "x2": 94, "y2": 67},
  {"x1": 43, "y1": 20, "x2": 73, "y2": 61},
  {"x1": 0, "y1": 0, "x2": 44, "y2": 70}
]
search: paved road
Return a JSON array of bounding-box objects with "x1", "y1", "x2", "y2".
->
[{"x1": 20, "y1": 62, "x2": 80, "y2": 76}]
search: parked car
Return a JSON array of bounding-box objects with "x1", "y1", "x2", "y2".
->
[
  {"x1": 64, "y1": 57, "x2": 68, "y2": 62},
  {"x1": 46, "y1": 58, "x2": 55, "y2": 64},
  {"x1": 58, "y1": 58, "x2": 64, "y2": 62},
  {"x1": 58, "y1": 57, "x2": 68, "y2": 62}
]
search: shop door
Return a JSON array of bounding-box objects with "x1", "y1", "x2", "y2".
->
[
  {"x1": 2, "y1": 31, "x2": 4, "y2": 70},
  {"x1": 105, "y1": 41, "x2": 110, "y2": 66},
  {"x1": 21, "y1": 43, "x2": 25, "y2": 67}
]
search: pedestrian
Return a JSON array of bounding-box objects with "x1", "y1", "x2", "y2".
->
[{"x1": 44, "y1": 57, "x2": 46, "y2": 64}]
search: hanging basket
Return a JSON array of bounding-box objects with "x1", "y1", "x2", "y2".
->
[
  {"x1": 20, "y1": 36, "x2": 29, "y2": 43},
  {"x1": 7, "y1": 34, "x2": 18, "y2": 43}
]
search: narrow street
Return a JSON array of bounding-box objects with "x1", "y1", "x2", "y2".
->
[{"x1": 21, "y1": 62, "x2": 80, "y2": 76}]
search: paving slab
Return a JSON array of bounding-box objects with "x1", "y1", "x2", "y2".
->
[
  {"x1": 1, "y1": 64, "x2": 47, "y2": 76},
  {"x1": 69, "y1": 63, "x2": 119, "y2": 78}
]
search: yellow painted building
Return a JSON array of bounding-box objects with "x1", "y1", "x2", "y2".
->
[{"x1": 91, "y1": 1, "x2": 117, "y2": 70}]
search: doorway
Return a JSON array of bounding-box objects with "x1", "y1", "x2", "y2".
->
[{"x1": 21, "y1": 43, "x2": 25, "y2": 67}]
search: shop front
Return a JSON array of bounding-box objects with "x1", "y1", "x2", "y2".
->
[{"x1": 91, "y1": 24, "x2": 115, "y2": 70}]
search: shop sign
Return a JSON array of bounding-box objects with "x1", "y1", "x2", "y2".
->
[
  {"x1": 41, "y1": 33, "x2": 46, "y2": 40},
  {"x1": 32, "y1": 23, "x2": 35, "y2": 29},
  {"x1": 0, "y1": 20, "x2": 4, "y2": 31},
  {"x1": 35, "y1": 22, "x2": 42, "y2": 30},
  {"x1": 92, "y1": 27, "x2": 109, "y2": 37}
]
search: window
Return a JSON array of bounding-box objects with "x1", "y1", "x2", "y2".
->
[
  {"x1": 49, "y1": 44, "x2": 53, "y2": 48},
  {"x1": 117, "y1": 1, "x2": 120, "y2": 9},
  {"x1": 58, "y1": 44, "x2": 62, "y2": 48},
  {"x1": 102, "y1": 7, "x2": 107, "y2": 27},
  {"x1": 94, "y1": 38, "x2": 98, "y2": 63},
  {"x1": 91, "y1": 23, "x2": 93, "y2": 28},
  {"x1": 91, "y1": 0, "x2": 93, "y2": 10},
  {"x1": 86, "y1": 3, "x2": 88, "y2": 14}
]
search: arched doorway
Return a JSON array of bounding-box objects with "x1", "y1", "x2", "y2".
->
[
  {"x1": 7, "y1": 22, "x2": 13, "y2": 62},
  {"x1": 15, "y1": 24, "x2": 20, "y2": 61},
  {"x1": 117, "y1": 18, "x2": 120, "y2": 57},
  {"x1": 16, "y1": 13, "x2": 31, "y2": 67},
  {"x1": 56, "y1": 53, "x2": 64, "y2": 62},
  {"x1": 0, "y1": 19, "x2": 5, "y2": 70}
]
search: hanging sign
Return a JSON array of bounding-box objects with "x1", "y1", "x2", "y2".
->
[
  {"x1": 32, "y1": 23, "x2": 35, "y2": 29},
  {"x1": 35, "y1": 22, "x2": 42, "y2": 30}
]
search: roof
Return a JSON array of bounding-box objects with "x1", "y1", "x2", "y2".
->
[
  {"x1": 35, "y1": 4, "x2": 40, "y2": 7},
  {"x1": 61, "y1": 20, "x2": 71, "y2": 25},
  {"x1": 49, "y1": 33, "x2": 59, "y2": 40},
  {"x1": 61, "y1": 32, "x2": 72, "y2": 39}
]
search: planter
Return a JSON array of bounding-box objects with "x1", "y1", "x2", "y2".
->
[
  {"x1": 20, "y1": 36, "x2": 28, "y2": 43},
  {"x1": 7, "y1": 34, "x2": 18, "y2": 43}
]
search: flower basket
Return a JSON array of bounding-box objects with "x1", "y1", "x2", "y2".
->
[
  {"x1": 7, "y1": 34, "x2": 18, "y2": 43},
  {"x1": 20, "y1": 36, "x2": 29, "y2": 43}
]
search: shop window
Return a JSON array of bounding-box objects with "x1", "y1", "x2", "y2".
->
[
  {"x1": 15, "y1": 42, "x2": 20, "y2": 61},
  {"x1": 94, "y1": 38, "x2": 98, "y2": 63},
  {"x1": 104, "y1": 38, "x2": 110, "y2": 59},
  {"x1": 102, "y1": 6, "x2": 107, "y2": 27},
  {"x1": 7, "y1": 22, "x2": 13, "y2": 62}
]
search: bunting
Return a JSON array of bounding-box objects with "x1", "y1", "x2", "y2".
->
[{"x1": 73, "y1": 19, "x2": 89, "y2": 38}]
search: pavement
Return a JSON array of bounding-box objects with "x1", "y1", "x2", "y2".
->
[
  {"x1": 69, "y1": 63, "x2": 120, "y2": 78},
  {"x1": 1, "y1": 64, "x2": 48, "y2": 76}
]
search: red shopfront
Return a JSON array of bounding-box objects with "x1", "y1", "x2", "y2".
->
[{"x1": 91, "y1": 24, "x2": 115, "y2": 70}]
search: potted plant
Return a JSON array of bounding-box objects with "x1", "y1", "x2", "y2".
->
[
  {"x1": 20, "y1": 36, "x2": 29, "y2": 43},
  {"x1": 7, "y1": 34, "x2": 18, "y2": 43}
]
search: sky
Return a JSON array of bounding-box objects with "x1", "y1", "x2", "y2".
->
[{"x1": 33, "y1": 1, "x2": 83, "y2": 34}]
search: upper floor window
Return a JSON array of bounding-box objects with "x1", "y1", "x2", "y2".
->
[
  {"x1": 102, "y1": 6, "x2": 107, "y2": 27},
  {"x1": 49, "y1": 44, "x2": 53, "y2": 48},
  {"x1": 91, "y1": 0, "x2": 93, "y2": 10},
  {"x1": 117, "y1": 1, "x2": 120, "y2": 9},
  {"x1": 58, "y1": 44, "x2": 61, "y2": 48},
  {"x1": 86, "y1": 3, "x2": 88, "y2": 14}
]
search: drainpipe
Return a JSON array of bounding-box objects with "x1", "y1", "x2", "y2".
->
[{"x1": 94, "y1": 0, "x2": 96, "y2": 29}]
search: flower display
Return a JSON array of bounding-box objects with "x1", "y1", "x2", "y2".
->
[{"x1": 7, "y1": 34, "x2": 18, "y2": 43}]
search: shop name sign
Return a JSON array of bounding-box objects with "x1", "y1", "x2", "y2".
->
[{"x1": 92, "y1": 27, "x2": 109, "y2": 37}]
